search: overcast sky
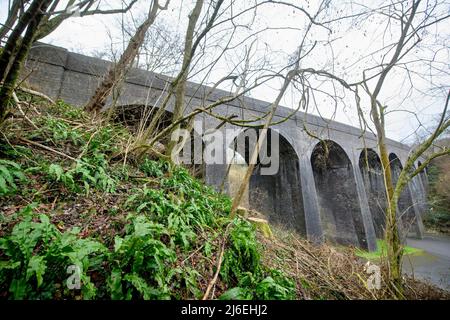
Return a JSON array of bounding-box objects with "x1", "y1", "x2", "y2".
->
[{"x1": 1, "y1": 0, "x2": 449, "y2": 144}]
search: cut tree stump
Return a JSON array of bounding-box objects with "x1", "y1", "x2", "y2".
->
[
  {"x1": 247, "y1": 217, "x2": 274, "y2": 240},
  {"x1": 235, "y1": 206, "x2": 249, "y2": 218},
  {"x1": 234, "y1": 206, "x2": 274, "y2": 240}
]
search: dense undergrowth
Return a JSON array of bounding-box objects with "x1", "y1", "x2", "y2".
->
[{"x1": 0, "y1": 91, "x2": 448, "y2": 300}]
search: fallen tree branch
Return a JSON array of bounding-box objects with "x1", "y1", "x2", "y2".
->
[
  {"x1": 202, "y1": 239, "x2": 226, "y2": 300},
  {"x1": 12, "y1": 91, "x2": 40, "y2": 131},
  {"x1": 18, "y1": 137, "x2": 77, "y2": 161},
  {"x1": 202, "y1": 222, "x2": 234, "y2": 300},
  {"x1": 17, "y1": 86, "x2": 55, "y2": 105}
]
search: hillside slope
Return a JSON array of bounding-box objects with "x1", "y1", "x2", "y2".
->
[{"x1": 0, "y1": 91, "x2": 447, "y2": 300}]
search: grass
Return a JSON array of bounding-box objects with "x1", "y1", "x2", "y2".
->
[{"x1": 355, "y1": 239, "x2": 424, "y2": 261}]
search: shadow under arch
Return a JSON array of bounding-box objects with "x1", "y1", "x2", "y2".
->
[
  {"x1": 417, "y1": 160, "x2": 428, "y2": 187},
  {"x1": 359, "y1": 148, "x2": 386, "y2": 238},
  {"x1": 229, "y1": 128, "x2": 306, "y2": 236},
  {"x1": 389, "y1": 153, "x2": 417, "y2": 235},
  {"x1": 417, "y1": 160, "x2": 423, "y2": 170},
  {"x1": 113, "y1": 104, "x2": 205, "y2": 178},
  {"x1": 113, "y1": 104, "x2": 173, "y2": 133},
  {"x1": 311, "y1": 140, "x2": 366, "y2": 248}
]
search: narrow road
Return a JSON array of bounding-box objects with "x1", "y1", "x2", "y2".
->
[{"x1": 404, "y1": 234, "x2": 450, "y2": 291}]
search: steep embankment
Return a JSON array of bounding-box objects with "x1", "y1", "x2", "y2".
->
[{"x1": 0, "y1": 91, "x2": 447, "y2": 300}]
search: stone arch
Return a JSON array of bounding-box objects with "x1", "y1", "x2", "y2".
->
[
  {"x1": 113, "y1": 104, "x2": 173, "y2": 136},
  {"x1": 311, "y1": 140, "x2": 366, "y2": 247},
  {"x1": 180, "y1": 129, "x2": 206, "y2": 179},
  {"x1": 113, "y1": 104, "x2": 206, "y2": 178},
  {"x1": 229, "y1": 128, "x2": 306, "y2": 236},
  {"x1": 389, "y1": 153, "x2": 417, "y2": 234},
  {"x1": 359, "y1": 149, "x2": 386, "y2": 238}
]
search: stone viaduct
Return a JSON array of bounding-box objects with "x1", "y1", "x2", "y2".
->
[{"x1": 22, "y1": 43, "x2": 429, "y2": 251}]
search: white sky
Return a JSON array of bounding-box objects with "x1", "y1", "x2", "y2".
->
[{"x1": 1, "y1": 0, "x2": 449, "y2": 144}]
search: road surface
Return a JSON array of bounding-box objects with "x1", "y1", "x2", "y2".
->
[{"x1": 404, "y1": 234, "x2": 450, "y2": 291}]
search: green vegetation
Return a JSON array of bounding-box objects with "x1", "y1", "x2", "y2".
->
[
  {"x1": 0, "y1": 92, "x2": 448, "y2": 300},
  {"x1": 0, "y1": 94, "x2": 295, "y2": 300},
  {"x1": 0, "y1": 207, "x2": 106, "y2": 299},
  {"x1": 355, "y1": 239, "x2": 423, "y2": 261},
  {"x1": 0, "y1": 159, "x2": 27, "y2": 195},
  {"x1": 424, "y1": 156, "x2": 450, "y2": 234}
]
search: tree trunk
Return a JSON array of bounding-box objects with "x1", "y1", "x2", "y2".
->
[
  {"x1": 378, "y1": 138, "x2": 403, "y2": 291},
  {"x1": 84, "y1": 0, "x2": 160, "y2": 115},
  {"x1": 0, "y1": 0, "x2": 23, "y2": 41},
  {"x1": 367, "y1": 1, "x2": 420, "y2": 295},
  {"x1": 134, "y1": 0, "x2": 222, "y2": 158},
  {"x1": 0, "y1": 0, "x2": 45, "y2": 82},
  {"x1": 230, "y1": 72, "x2": 294, "y2": 217},
  {"x1": 368, "y1": 97, "x2": 403, "y2": 293},
  {"x1": 165, "y1": 0, "x2": 204, "y2": 159},
  {"x1": 0, "y1": 0, "x2": 53, "y2": 124}
]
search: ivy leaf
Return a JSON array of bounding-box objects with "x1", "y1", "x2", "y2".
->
[
  {"x1": 10, "y1": 278, "x2": 28, "y2": 299},
  {"x1": 114, "y1": 236, "x2": 124, "y2": 252},
  {"x1": 133, "y1": 217, "x2": 153, "y2": 237},
  {"x1": 0, "y1": 176, "x2": 7, "y2": 193},
  {"x1": 48, "y1": 164, "x2": 64, "y2": 181}
]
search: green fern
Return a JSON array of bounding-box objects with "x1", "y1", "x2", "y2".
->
[
  {"x1": 0, "y1": 211, "x2": 107, "y2": 299},
  {"x1": 47, "y1": 163, "x2": 75, "y2": 190},
  {"x1": 45, "y1": 156, "x2": 116, "y2": 194},
  {"x1": 0, "y1": 159, "x2": 27, "y2": 196}
]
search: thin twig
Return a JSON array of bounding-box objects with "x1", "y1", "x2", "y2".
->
[
  {"x1": 12, "y1": 92, "x2": 40, "y2": 131},
  {"x1": 202, "y1": 223, "x2": 233, "y2": 300},
  {"x1": 202, "y1": 240, "x2": 226, "y2": 300},
  {"x1": 17, "y1": 86, "x2": 55, "y2": 105}
]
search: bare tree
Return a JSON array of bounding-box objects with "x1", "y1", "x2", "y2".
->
[
  {"x1": 0, "y1": 0, "x2": 53, "y2": 124},
  {"x1": 220, "y1": 0, "x2": 449, "y2": 294},
  {"x1": 164, "y1": 0, "x2": 208, "y2": 157},
  {"x1": 0, "y1": 0, "x2": 139, "y2": 125},
  {"x1": 290, "y1": 0, "x2": 449, "y2": 294},
  {"x1": 128, "y1": 0, "x2": 231, "y2": 159},
  {"x1": 129, "y1": 0, "x2": 317, "y2": 159},
  {"x1": 229, "y1": 0, "x2": 331, "y2": 216},
  {"x1": 342, "y1": 0, "x2": 449, "y2": 294},
  {"x1": 34, "y1": 0, "x2": 140, "y2": 41},
  {"x1": 124, "y1": 17, "x2": 183, "y2": 74},
  {"x1": 84, "y1": 0, "x2": 170, "y2": 114},
  {"x1": 0, "y1": 0, "x2": 30, "y2": 42}
]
